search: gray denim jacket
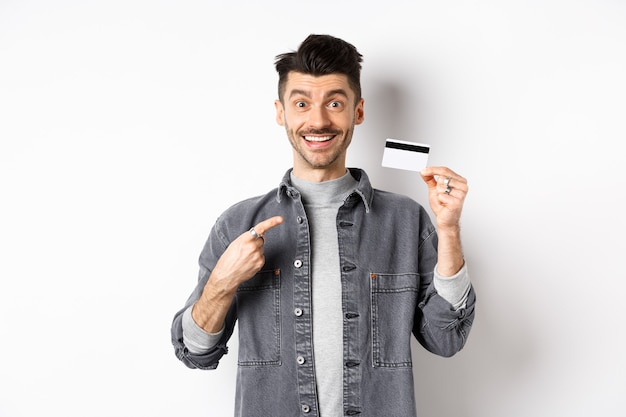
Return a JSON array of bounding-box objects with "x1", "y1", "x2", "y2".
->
[{"x1": 171, "y1": 168, "x2": 476, "y2": 417}]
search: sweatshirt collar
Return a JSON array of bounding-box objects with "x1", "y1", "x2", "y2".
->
[{"x1": 277, "y1": 168, "x2": 373, "y2": 213}]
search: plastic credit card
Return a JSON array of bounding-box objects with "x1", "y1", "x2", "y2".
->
[{"x1": 381, "y1": 138, "x2": 430, "y2": 172}]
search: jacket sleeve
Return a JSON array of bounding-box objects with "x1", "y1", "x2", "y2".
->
[
  {"x1": 415, "y1": 281, "x2": 476, "y2": 357},
  {"x1": 413, "y1": 231, "x2": 477, "y2": 358},
  {"x1": 171, "y1": 297, "x2": 237, "y2": 369},
  {"x1": 170, "y1": 219, "x2": 239, "y2": 370}
]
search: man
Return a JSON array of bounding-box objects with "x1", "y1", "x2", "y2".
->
[{"x1": 171, "y1": 34, "x2": 476, "y2": 417}]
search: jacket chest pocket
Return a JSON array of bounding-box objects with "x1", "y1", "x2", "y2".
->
[
  {"x1": 370, "y1": 272, "x2": 419, "y2": 368},
  {"x1": 236, "y1": 268, "x2": 281, "y2": 366}
]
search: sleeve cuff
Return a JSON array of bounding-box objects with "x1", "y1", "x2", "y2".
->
[
  {"x1": 182, "y1": 306, "x2": 224, "y2": 354},
  {"x1": 433, "y1": 263, "x2": 471, "y2": 310}
]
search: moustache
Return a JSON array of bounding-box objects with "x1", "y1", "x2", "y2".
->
[{"x1": 299, "y1": 129, "x2": 341, "y2": 136}]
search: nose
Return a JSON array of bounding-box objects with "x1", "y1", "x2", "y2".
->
[{"x1": 307, "y1": 105, "x2": 331, "y2": 129}]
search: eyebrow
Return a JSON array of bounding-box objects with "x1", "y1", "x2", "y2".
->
[{"x1": 288, "y1": 89, "x2": 349, "y2": 100}]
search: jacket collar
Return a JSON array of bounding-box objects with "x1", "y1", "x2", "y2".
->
[{"x1": 277, "y1": 168, "x2": 373, "y2": 213}]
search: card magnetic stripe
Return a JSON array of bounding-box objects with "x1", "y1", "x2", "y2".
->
[{"x1": 385, "y1": 141, "x2": 430, "y2": 154}]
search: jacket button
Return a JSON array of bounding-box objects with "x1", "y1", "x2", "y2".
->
[
  {"x1": 294, "y1": 308, "x2": 303, "y2": 317},
  {"x1": 297, "y1": 216, "x2": 304, "y2": 224},
  {"x1": 297, "y1": 355, "x2": 306, "y2": 365},
  {"x1": 301, "y1": 404, "x2": 310, "y2": 413},
  {"x1": 294, "y1": 259, "x2": 303, "y2": 268}
]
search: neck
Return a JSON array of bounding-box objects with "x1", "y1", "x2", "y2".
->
[{"x1": 292, "y1": 161, "x2": 348, "y2": 182}]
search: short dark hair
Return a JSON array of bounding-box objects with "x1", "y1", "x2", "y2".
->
[{"x1": 274, "y1": 34, "x2": 363, "y2": 103}]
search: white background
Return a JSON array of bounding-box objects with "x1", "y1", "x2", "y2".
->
[{"x1": 1, "y1": 1, "x2": 625, "y2": 416}]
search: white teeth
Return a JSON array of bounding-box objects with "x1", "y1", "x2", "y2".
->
[{"x1": 304, "y1": 135, "x2": 333, "y2": 142}]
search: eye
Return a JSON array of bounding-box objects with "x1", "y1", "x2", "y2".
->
[
  {"x1": 295, "y1": 101, "x2": 307, "y2": 108},
  {"x1": 329, "y1": 101, "x2": 343, "y2": 109}
]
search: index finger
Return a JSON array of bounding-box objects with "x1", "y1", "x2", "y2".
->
[
  {"x1": 253, "y1": 216, "x2": 284, "y2": 236},
  {"x1": 421, "y1": 166, "x2": 466, "y2": 183},
  {"x1": 420, "y1": 166, "x2": 459, "y2": 178}
]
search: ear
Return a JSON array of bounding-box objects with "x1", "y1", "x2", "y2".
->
[
  {"x1": 274, "y1": 100, "x2": 285, "y2": 126},
  {"x1": 354, "y1": 98, "x2": 365, "y2": 125}
]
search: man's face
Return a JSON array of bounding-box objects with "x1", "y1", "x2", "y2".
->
[{"x1": 275, "y1": 72, "x2": 364, "y2": 181}]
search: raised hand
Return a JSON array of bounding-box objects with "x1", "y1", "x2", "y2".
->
[
  {"x1": 192, "y1": 216, "x2": 284, "y2": 332},
  {"x1": 420, "y1": 166, "x2": 468, "y2": 231}
]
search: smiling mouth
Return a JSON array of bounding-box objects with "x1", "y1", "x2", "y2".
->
[{"x1": 303, "y1": 135, "x2": 334, "y2": 142}]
